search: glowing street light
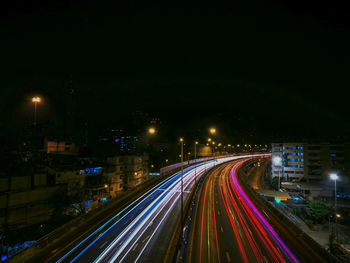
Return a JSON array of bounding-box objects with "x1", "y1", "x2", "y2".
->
[
  {"x1": 148, "y1": 127, "x2": 156, "y2": 134},
  {"x1": 32, "y1": 97, "x2": 41, "y2": 103},
  {"x1": 209, "y1": 128, "x2": 216, "y2": 135},
  {"x1": 273, "y1": 156, "x2": 282, "y2": 191},
  {"x1": 330, "y1": 173, "x2": 339, "y2": 181},
  {"x1": 208, "y1": 138, "x2": 212, "y2": 142},
  {"x1": 31, "y1": 96, "x2": 41, "y2": 127},
  {"x1": 273, "y1": 156, "x2": 282, "y2": 165},
  {"x1": 330, "y1": 173, "x2": 339, "y2": 238}
]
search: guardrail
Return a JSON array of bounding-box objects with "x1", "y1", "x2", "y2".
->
[{"x1": 160, "y1": 153, "x2": 267, "y2": 175}]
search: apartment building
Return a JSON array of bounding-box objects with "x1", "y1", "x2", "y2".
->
[
  {"x1": 107, "y1": 154, "x2": 149, "y2": 189},
  {"x1": 272, "y1": 143, "x2": 304, "y2": 182},
  {"x1": 272, "y1": 142, "x2": 350, "y2": 185}
]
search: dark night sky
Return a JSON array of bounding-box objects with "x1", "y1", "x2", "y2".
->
[{"x1": 1, "y1": 0, "x2": 350, "y2": 142}]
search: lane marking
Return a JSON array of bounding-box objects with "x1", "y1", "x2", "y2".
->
[
  {"x1": 100, "y1": 241, "x2": 108, "y2": 249},
  {"x1": 132, "y1": 243, "x2": 138, "y2": 251},
  {"x1": 220, "y1": 226, "x2": 223, "y2": 233},
  {"x1": 142, "y1": 235, "x2": 150, "y2": 243},
  {"x1": 226, "y1": 252, "x2": 231, "y2": 262},
  {"x1": 217, "y1": 210, "x2": 221, "y2": 216}
]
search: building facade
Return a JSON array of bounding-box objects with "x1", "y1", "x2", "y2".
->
[
  {"x1": 272, "y1": 143, "x2": 304, "y2": 182},
  {"x1": 272, "y1": 142, "x2": 350, "y2": 186}
]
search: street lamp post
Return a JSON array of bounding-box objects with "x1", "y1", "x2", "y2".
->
[
  {"x1": 330, "y1": 173, "x2": 339, "y2": 238},
  {"x1": 194, "y1": 141, "x2": 198, "y2": 184},
  {"x1": 209, "y1": 127, "x2": 216, "y2": 166},
  {"x1": 273, "y1": 156, "x2": 282, "y2": 192},
  {"x1": 32, "y1": 97, "x2": 41, "y2": 127},
  {"x1": 212, "y1": 141, "x2": 215, "y2": 167},
  {"x1": 180, "y1": 138, "x2": 184, "y2": 240}
]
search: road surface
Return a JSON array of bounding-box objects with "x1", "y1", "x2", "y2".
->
[
  {"x1": 187, "y1": 158, "x2": 300, "y2": 263},
  {"x1": 51, "y1": 155, "x2": 265, "y2": 263}
]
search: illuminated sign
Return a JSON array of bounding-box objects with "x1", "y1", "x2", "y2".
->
[{"x1": 84, "y1": 167, "x2": 103, "y2": 175}]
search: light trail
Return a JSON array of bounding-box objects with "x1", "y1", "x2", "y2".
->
[
  {"x1": 229, "y1": 161, "x2": 300, "y2": 263},
  {"x1": 56, "y1": 154, "x2": 267, "y2": 263}
]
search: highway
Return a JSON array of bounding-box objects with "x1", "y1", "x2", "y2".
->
[
  {"x1": 187, "y1": 158, "x2": 301, "y2": 263},
  {"x1": 50, "y1": 156, "x2": 263, "y2": 263}
]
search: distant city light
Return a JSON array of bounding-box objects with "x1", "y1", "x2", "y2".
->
[
  {"x1": 115, "y1": 138, "x2": 119, "y2": 143},
  {"x1": 209, "y1": 128, "x2": 216, "y2": 134}
]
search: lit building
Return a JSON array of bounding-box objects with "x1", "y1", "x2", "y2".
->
[
  {"x1": 272, "y1": 143, "x2": 304, "y2": 182},
  {"x1": 303, "y1": 142, "x2": 350, "y2": 183},
  {"x1": 44, "y1": 137, "x2": 78, "y2": 154},
  {"x1": 107, "y1": 154, "x2": 149, "y2": 189},
  {"x1": 272, "y1": 142, "x2": 350, "y2": 186}
]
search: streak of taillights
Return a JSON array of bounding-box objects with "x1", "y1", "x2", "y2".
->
[
  {"x1": 212, "y1": 177, "x2": 221, "y2": 263},
  {"x1": 230, "y1": 161, "x2": 300, "y2": 263},
  {"x1": 218, "y1": 174, "x2": 249, "y2": 263}
]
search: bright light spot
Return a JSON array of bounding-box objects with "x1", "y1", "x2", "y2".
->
[
  {"x1": 275, "y1": 198, "x2": 281, "y2": 204},
  {"x1": 330, "y1": 173, "x2": 339, "y2": 181},
  {"x1": 32, "y1": 96, "x2": 41, "y2": 103},
  {"x1": 209, "y1": 128, "x2": 216, "y2": 134},
  {"x1": 148, "y1": 128, "x2": 156, "y2": 134},
  {"x1": 273, "y1": 156, "x2": 282, "y2": 165}
]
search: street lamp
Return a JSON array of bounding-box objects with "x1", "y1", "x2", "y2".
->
[
  {"x1": 209, "y1": 128, "x2": 216, "y2": 135},
  {"x1": 212, "y1": 141, "x2": 216, "y2": 167},
  {"x1": 148, "y1": 127, "x2": 156, "y2": 135},
  {"x1": 31, "y1": 96, "x2": 41, "y2": 127},
  {"x1": 273, "y1": 156, "x2": 282, "y2": 191},
  {"x1": 194, "y1": 141, "x2": 198, "y2": 184},
  {"x1": 330, "y1": 173, "x2": 339, "y2": 238},
  {"x1": 179, "y1": 138, "x2": 184, "y2": 239}
]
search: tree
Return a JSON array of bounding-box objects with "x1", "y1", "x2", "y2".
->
[
  {"x1": 271, "y1": 176, "x2": 284, "y2": 190},
  {"x1": 307, "y1": 201, "x2": 331, "y2": 223}
]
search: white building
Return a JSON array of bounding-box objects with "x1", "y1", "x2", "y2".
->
[{"x1": 272, "y1": 143, "x2": 304, "y2": 182}]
